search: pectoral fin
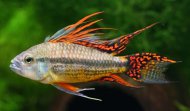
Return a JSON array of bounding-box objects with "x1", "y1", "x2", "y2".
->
[{"x1": 53, "y1": 82, "x2": 102, "y2": 101}]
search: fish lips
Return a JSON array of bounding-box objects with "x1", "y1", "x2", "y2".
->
[{"x1": 10, "y1": 60, "x2": 22, "y2": 75}]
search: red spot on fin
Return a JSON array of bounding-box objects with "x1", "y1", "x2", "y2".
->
[{"x1": 125, "y1": 53, "x2": 176, "y2": 83}]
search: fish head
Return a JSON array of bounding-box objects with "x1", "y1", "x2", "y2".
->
[{"x1": 10, "y1": 44, "x2": 50, "y2": 82}]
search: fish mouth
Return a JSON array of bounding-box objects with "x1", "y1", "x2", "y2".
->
[{"x1": 10, "y1": 60, "x2": 22, "y2": 74}]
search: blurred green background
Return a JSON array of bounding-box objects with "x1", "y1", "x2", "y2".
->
[{"x1": 0, "y1": 0, "x2": 189, "y2": 111}]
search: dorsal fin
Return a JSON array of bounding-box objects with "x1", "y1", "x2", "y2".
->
[
  {"x1": 47, "y1": 12, "x2": 158, "y2": 55},
  {"x1": 45, "y1": 26, "x2": 75, "y2": 42},
  {"x1": 47, "y1": 12, "x2": 105, "y2": 43},
  {"x1": 72, "y1": 23, "x2": 158, "y2": 55}
]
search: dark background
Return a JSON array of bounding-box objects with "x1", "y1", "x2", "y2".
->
[{"x1": 0, "y1": 0, "x2": 189, "y2": 111}]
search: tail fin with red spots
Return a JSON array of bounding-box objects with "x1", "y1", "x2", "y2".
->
[{"x1": 124, "y1": 53, "x2": 176, "y2": 83}]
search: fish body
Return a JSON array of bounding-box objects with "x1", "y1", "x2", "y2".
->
[
  {"x1": 10, "y1": 12, "x2": 177, "y2": 101},
  {"x1": 28, "y1": 42, "x2": 126, "y2": 83}
]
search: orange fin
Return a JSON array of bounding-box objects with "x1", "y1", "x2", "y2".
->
[
  {"x1": 53, "y1": 82, "x2": 102, "y2": 101},
  {"x1": 101, "y1": 74, "x2": 142, "y2": 88},
  {"x1": 74, "y1": 23, "x2": 158, "y2": 55},
  {"x1": 54, "y1": 82, "x2": 79, "y2": 91},
  {"x1": 47, "y1": 12, "x2": 106, "y2": 43},
  {"x1": 107, "y1": 22, "x2": 159, "y2": 55},
  {"x1": 47, "y1": 12, "x2": 158, "y2": 55}
]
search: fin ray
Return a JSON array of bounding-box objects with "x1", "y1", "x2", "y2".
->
[
  {"x1": 47, "y1": 12, "x2": 158, "y2": 55},
  {"x1": 72, "y1": 22, "x2": 158, "y2": 55},
  {"x1": 100, "y1": 74, "x2": 142, "y2": 88},
  {"x1": 48, "y1": 12, "x2": 104, "y2": 43},
  {"x1": 53, "y1": 82, "x2": 102, "y2": 101}
]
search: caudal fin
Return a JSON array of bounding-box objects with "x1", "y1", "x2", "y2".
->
[{"x1": 124, "y1": 53, "x2": 176, "y2": 83}]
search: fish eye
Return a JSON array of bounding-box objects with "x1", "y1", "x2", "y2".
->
[{"x1": 24, "y1": 56, "x2": 34, "y2": 64}]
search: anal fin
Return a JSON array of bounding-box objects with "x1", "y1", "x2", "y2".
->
[
  {"x1": 53, "y1": 82, "x2": 102, "y2": 101},
  {"x1": 101, "y1": 74, "x2": 142, "y2": 88}
]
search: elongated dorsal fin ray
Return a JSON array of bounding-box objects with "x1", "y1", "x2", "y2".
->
[
  {"x1": 108, "y1": 22, "x2": 159, "y2": 55},
  {"x1": 48, "y1": 12, "x2": 105, "y2": 43},
  {"x1": 67, "y1": 12, "x2": 104, "y2": 30}
]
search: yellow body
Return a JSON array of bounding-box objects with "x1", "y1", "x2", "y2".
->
[
  {"x1": 49, "y1": 65, "x2": 126, "y2": 83},
  {"x1": 35, "y1": 42, "x2": 127, "y2": 84}
]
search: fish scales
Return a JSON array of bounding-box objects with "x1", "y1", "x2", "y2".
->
[{"x1": 32, "y1": 42, "x2": 126, "y2": 83}]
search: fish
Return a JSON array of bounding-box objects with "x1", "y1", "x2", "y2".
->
[{"x1": 10, "y1": 12, "x2": 177, "y2": 101}]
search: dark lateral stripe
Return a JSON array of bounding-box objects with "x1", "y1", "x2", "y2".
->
[{"x1": 37, "y1": 57, "x2": 122, "y2": 67}]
